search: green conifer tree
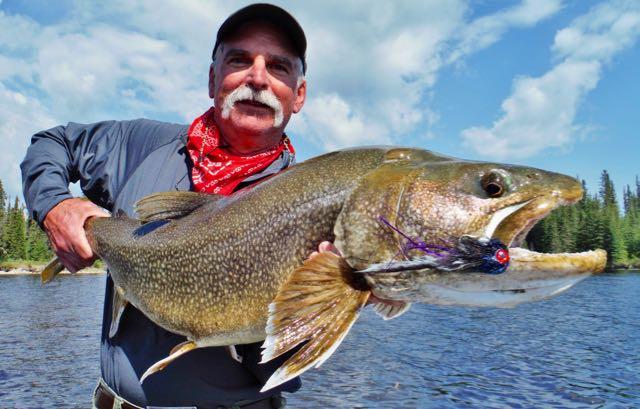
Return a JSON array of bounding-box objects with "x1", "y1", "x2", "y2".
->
[
  {"x1": 2, "y1": 197, "x2": 27, "y2": 260},
  {"x1": 0, "y1": 179, "x2": 6, "y2": 222},
  {"x1": 26, "y1": 218, "x2": 53, "y2": 261},
  {"x1": 575, "y1": 193, "x2": 605, "y2": 252},
  {"x1": 598, "y1": 170, "x2": 622, "y2": 267},
  {"x1": 610, "y1": 221, "x2": 628, "y2": 267},
  {"x1": 599, "y1": 170, "x2": 617, "y2": 209},
  {"x1": 0, "y1": 180, "x2": 7, "y2": 259},
  {"x1": 623, "y1": 185, "x2": 632, "y2": 215},
  {"x1": 627, "y1": 177, "x2": 640, "y2": 262}
]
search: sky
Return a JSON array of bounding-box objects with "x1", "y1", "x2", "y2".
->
[{"x1": 0, "y1": 0, "x2": 639, "y2": 205}]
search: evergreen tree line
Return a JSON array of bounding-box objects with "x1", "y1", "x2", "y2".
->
[
  {"x1": 527, "y1": 171, "x2": 640, "y2": 269},
  {"x1": 0, "y1": 179, "x2": 53, "y2": 262}
]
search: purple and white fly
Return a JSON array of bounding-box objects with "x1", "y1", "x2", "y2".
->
[{"x1": 354, "y1": 216, "x2": 510, "y2": 276}]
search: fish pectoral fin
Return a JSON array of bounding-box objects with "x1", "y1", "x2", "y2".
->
[
  {"x1": 140, "y1": 340, "x2": 198, "y2": 383},
  {"x1": 108, "y1": 286, "x2": 129, "y2": 338},
  {"x1": 372, "y1": 300, "x2": 412, "y2": 320},
  {"x1": 134, "y1": 191, "x2": 220, "y2": 223},
  {"x1": 41, "y1": 257, "x2": 65, "y2": 284},
  {"x1": 260, "y1": 251, "x2": 370, "y2": 392}
]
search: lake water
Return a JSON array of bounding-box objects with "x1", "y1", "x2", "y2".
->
[{"x1": 1, "y1": 272, "x2": 638, "y2": 408}]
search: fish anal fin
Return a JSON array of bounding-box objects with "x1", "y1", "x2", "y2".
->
[
  {"x1": 134, "y1": 191, "x2": 221, "y2": 223},
  {"x1": 226, "y1": 345, "x2": 243, "y2": 363},
  {"x1": 109, "y1": 286, "x2": 129, "y2": 338},
  {"x1": 140, "y1": 340, "x2": 198, "y2": 383},
  {"x1": 260, "y1": 251, "x2": 369, "y2": 392},
  {"x1": 41, "y1": 257, "x2": 65, "y2": 284},
  {"x1": 372, "y1": 299, "x2": 411, "y2": 320}
]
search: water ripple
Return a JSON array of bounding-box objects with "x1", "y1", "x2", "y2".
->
[{"x1": 0, "y1": 272, "x2": 638, "y2": 407}]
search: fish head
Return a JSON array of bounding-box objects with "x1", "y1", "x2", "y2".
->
[{"x1": 334, "y1": 147, "x2": 606, "y2": 308}]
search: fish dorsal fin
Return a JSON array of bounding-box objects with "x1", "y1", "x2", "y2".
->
[
  {"x1": 260, "y1": 251, "x2": 370, "y2": 392},
  {"x1": 134, "y1": 191, "x2": 220, "y2": 223},
  {"x1": 373, "y1": 300, "x2": 411, "y2": 320}
]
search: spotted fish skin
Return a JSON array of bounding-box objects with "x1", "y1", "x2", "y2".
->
[
  {"x1": 85, "y1": 146, "x2": 586, "y2": 346},
  {"x1": 88, "y1": 148, "x2": 385, "y2": 344}
]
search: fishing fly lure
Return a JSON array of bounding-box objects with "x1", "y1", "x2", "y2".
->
[{"x1": 355, "y1": 217, "x2": 509, "y2": 275}]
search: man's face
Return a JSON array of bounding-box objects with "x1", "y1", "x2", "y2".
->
[{"x1": 209, "y1": 22, "x2": 306, "y2": 146}]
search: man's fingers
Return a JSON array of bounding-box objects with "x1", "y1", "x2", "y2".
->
[
  {"x1": 43, "y1": 198, "x2": 106, "y2": 273},
  {"x1": 57, "y1": 253, "x2": 79, "y2": 273},
  {"x1": 86, "y1": 207, "x2": 111, "y2": 221},
  {"x1": 71, "y1": 235, "x2": 95, "y2": 260}
]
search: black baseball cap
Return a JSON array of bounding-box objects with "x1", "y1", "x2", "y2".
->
[{"x1": 212, "y1": 3, "x2": 307, "y2": 74}]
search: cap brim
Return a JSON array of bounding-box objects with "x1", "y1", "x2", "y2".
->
[{"x1": 214, "y1": 4, "x2": 306, "y2": 73}]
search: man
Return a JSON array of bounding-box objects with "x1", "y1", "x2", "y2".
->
[{"x1": 21, "y1": 4, "x2": 323, "y2": 408}]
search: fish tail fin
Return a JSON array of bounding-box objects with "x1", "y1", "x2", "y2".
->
[
  {"x1": 260, "y1": 251, "x2": 370, "y2": 392},
  {"x1": 41, "y1": 257, "x2": 65, "y2": 284},
  {"x1": 140, "y1": 340, "x2": 198, "y2": 383}
]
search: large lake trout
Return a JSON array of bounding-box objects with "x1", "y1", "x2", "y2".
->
[{"x1": 42, "y1": 147, "x2": 606, "y2": 390}]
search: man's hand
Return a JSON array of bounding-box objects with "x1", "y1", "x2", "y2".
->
[{"x1": 43, "y1": 198, "x2": 110, "y2": 273}]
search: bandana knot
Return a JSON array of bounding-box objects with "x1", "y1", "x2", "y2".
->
[{"x1": 186, "y1": 107, "x2": 294, "y2": 195}]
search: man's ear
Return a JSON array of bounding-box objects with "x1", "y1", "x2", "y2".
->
[
  {"x1": 208, "y1": 63, "x2": 215, "y2": 99},
  {"x1": 293, "y1": 78, "x2": 306, "y2": 113}
]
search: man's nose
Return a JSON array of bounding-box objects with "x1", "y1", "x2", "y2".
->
[{"x1": 246, "y1": 56, "x2": 268, "y2": 90}]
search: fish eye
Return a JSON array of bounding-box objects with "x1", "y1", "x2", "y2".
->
[{"x1": 481, "y1": 172, "x2": 507, "y2": 198}]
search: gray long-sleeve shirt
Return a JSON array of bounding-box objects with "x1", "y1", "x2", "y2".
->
[{"x1": 20, "y1": 118, "x2": 299, "y2": 408}]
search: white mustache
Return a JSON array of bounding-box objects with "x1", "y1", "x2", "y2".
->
[{"x1": 221, "y1": 85, "x2": 284, "y2": 127}]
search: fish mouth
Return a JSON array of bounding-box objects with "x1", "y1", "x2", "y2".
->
[
  {"x1": 484, "y1": 190, "x2": 606, "y2": 272},
  {"x1": 381, "y1": 189, "x2": 607, "y2": 308},
  {"x1": 456, "y1": 189, "x2": 607, "y2": 306},
  {"x1": 366, "y1": 180, "x2": 607, "y2": 308},
  {"x1": 485, "y1": 197, "x2": 557, "y2": 248},
  {"x1": 411, "y1": 247, "x2": 606, "y2": 308}
]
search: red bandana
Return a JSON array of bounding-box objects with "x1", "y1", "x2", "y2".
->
[{"x1": 186, "y1": 107, "x2": 294, "y2": 195}]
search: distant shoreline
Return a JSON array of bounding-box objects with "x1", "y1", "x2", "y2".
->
[{"x1": 0, "y1": 265, "x2": 105, "y2": 276}]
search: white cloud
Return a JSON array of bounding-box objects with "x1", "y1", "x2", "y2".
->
[
  {"x1": 462, "y1": 0, "x2": 640, "y2": 159},
  {"x1": 0, "y1": 83, "x2": 57, "y2": 200},
  {"x1": 290, "y1": 1, "x2": 466, "y2": 149},
  {"x1": 292, "y1": 94, "x2": 390, "y2": 150},
  {"x1": 447, "y1": 0, "x2": 562, "y2": 64},
  {"x1": 462, "y1": 60, "x2": 600, "y2": 159},
  {"x1": 288, "y1": 0, "x2": 560, "y2": 151},
  {"x1": 553, "y1": 1, "x2": 640, "y2": 61}
]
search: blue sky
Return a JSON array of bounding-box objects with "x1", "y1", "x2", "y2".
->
[{"x1": 0, "y1": 0, "x2": 638, "y2": 204}]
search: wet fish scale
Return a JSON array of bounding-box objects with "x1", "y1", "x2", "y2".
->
[{"x1": 90, "y1": 148, "x2": 384, "y2": 342}]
